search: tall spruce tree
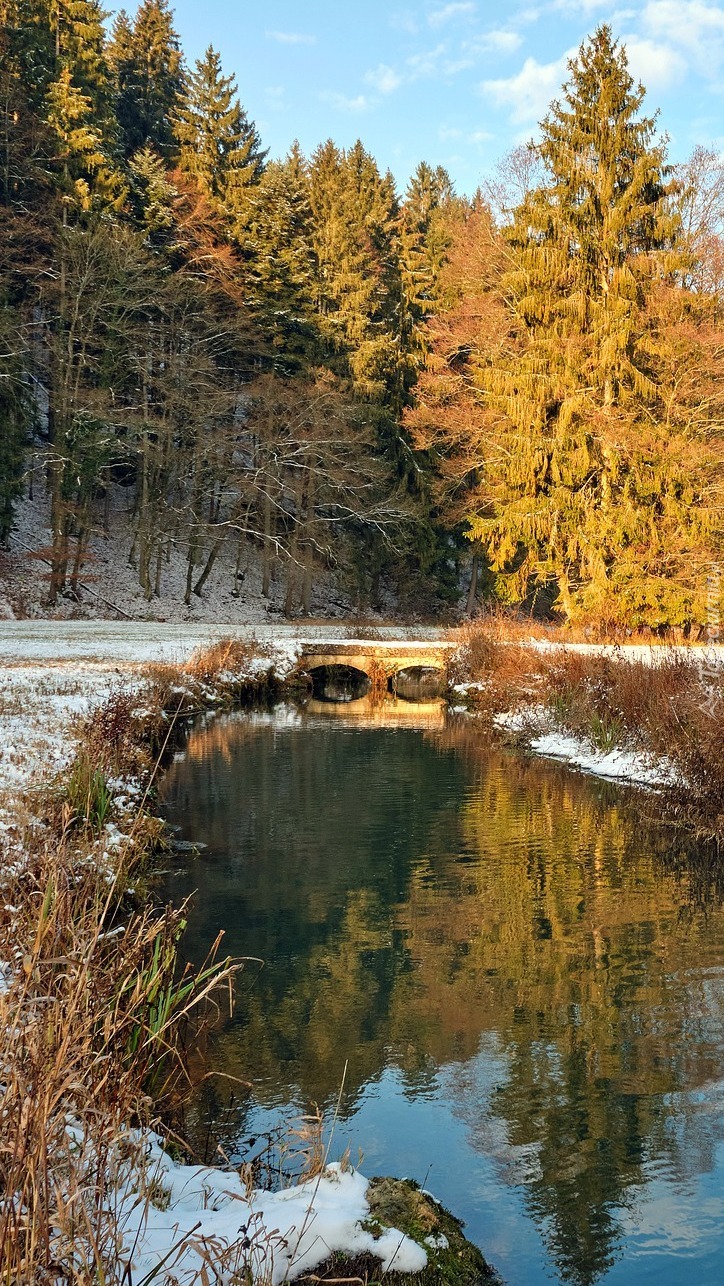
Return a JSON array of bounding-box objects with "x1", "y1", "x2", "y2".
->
[
  {"x1": 399, "y1": 162, "x2": 457, "y2": 370},
  {"x1": 237, "y1": 146, "x2": 318, "y2": 370},
  {"x1": 50, "y1": 0, "x2": 116, "y2": 137},
  {"x1": 174, "y1": 45, "x2": 265, "y2": 215},
  {"x1": 308, "y1": 139, "x2": 410, "y2": 411},
  {"x1": 43, "y1": 0, "x2": 124, "y2": 212},
  {"x1": 108, "y1": 0, "x2": 184, "y2": 157},
  {"x1": 467, "y1": 26, "x2": 721, "y2": 630}
]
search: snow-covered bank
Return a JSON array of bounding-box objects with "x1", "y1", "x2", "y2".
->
[
  {"x1": 0, "y1": 665, "x2": 129, "y2": 793},
  {"x1": 117, "y1": 1144, "x2": 427, "y2": 1284},
  {"x1": 528, "y1": 728, "x2": 678, "y2": 787},
  {"x1": 527, "y1": 638, "x2": 724, "y2": 668}
]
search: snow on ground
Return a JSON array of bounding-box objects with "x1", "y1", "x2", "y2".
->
[
  {"x1": 4, "y1": 478, "x2": 312, "y2": 625},
  {"x1": 4, "y1": 473, "x2": 414, "y2": 626},
  {"x1": 528, "y1": 730, "x2": 678, "y2": 787},
  {"x1": 0, "y1": 620, "x2": 453, "y2": 664},
  {"x1": 526, "y1": 638, "x2": 724, "y2": 667},
  {"x1": 117, "y1": 1143, "x2": 427, "y2": 1284},
  {"x1": 492, "y1": 709, "x2": 678, "y2": 787},
  {"x1": 0, "y1": 664, "x2": 127, "y2": 795}
]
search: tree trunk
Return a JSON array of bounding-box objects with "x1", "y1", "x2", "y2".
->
[
  {"x1": 466, "y1": 553, "x2": 479, "y2": 615},
  {"x1": 194, "y1": 534, "x2": 225, "y2": 597},
  {"x1": 262, "y1": 483, "x2": 274, "y2": 597}
]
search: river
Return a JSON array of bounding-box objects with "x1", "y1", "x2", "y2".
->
[{"x1": 160, "y1": 697, "x2": 724, "y2": 1285}]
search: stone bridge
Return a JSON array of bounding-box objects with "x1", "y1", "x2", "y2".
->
[{"x1": 293, "y1": 638, "x2": 457, "y2": 690}]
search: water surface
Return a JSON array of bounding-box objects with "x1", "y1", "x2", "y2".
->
[{"x1": 161, "y1": 702, "x2": 724, "y2": 1285}]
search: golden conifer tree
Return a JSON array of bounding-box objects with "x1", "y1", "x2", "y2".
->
[{"x1": 467, "y1": 26, "x2": 724, "y2": 631}]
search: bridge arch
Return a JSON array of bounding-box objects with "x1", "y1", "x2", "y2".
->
[{"x1": 305, "y1": 662, "x2": 371, "y2": 701}]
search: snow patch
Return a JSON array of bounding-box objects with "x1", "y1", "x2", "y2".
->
[
  {"x1": 529, "y1": 730, "x2": 678, "y2": 787},
  {"x1": 119, "y1": 1142, "x2": 427, "y2": 1284}
]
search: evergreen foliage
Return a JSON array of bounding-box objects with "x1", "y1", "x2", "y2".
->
[
  {"x1": 108, "y1": 0, "x2": 184, "y2": 157},
  {"x1": 0, "y1": 8, "x2": 722, "y2": 625},
  {"x1": 465, "y1": 26, "x2": 723, "y2": 630},
  {"x1": 0, "y1": 300, "x2": 32, "y2": 545},
  {"x1": 174, "y1": 45, "x2": 265, "y2": 215},
  {"x1": 236, "y1": 146, "x2": 318, "y2": 371}
]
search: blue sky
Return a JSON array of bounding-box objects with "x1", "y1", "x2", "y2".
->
[{"x1": 111, "y1": 0, "x2": 724, "y2": 196}]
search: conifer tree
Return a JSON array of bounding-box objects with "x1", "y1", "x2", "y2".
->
[
  {"x1": 43, "y1": 0, "x2": 124, "y2": 213},
  {"x1": 127, "y1": 144, "x2": 177, "y2": 246},
  {"x1": 108, "y1": 0, "x2": 184, "y2": 156},
  {"x1": 466, "y1": 26, "x2": 721, "y2": 630},
  {"x1": 307, "y1": 139, "x2": 439, "y2": 600},
  {"x1": 0, "y1": 2, "x2": 52, "y2": 218},
  {"x1": 50, "y1": 0, "x2": 116, "y2": 136},
  {"x1": 399, "y1": 162, "x2": 457, "y2": 369},
  {"x1": 174, "y1": 45, "x2": 265, "y2": 215},
  {"x1": 238, "y1": 145, "x2": 318, "y2": 370},
  {"x1": 308, "y1": 139, "x2": 408, "y2": 407},
  {"x1": 1, "y1": 0, "x2": 56, "y2": 114},
  {"x1": 45, "y1": 66, "x2": 114, "y2": 213}
]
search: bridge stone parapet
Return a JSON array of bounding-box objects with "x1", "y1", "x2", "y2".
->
[{"x1": 292, "y1": 638, "x2": 457, "y2": 688}]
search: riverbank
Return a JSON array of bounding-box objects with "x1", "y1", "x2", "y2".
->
[
  {"x1": 0, "y1": 641, "x2": 284, "y2": 1280},
  {"x1": 0, "y1": 638, "x2": 499, "y2": 1284},
  {"x1": 451, "y1": 622, "x2": 724, "y2": 841}
]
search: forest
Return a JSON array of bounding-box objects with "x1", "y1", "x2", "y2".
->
[{"x1": 1, "y1": 1, "x2": 723, "y2": 630}]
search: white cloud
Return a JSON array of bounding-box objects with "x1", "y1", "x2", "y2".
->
[
  {"x1": 390, "y1": 9, "x2": 420, "y2": 33},
  {"x1": 364, "y1": 63, "x2": 403, "y2": 94},
  {"x1": 266, "y1": 30, "x2": 316, "y2": 45},
  {"x1": 319, "y1": 90, "x2": 370, "y2": 113},
  {"x1": 264, "y1": 85, "x2": 286, "y2": 108},
  {"x1": 466, "y1": 29, "x2": 523, "y2": 55},
  {"x1": 622, "y1": 34, "x2": 687, "y2": 89},
  {"x1": 516, "y1": 5, "x2": 543, "y2": 22},
  {"x1": 438, "y1": 124, "x2": 464, "y2": 138},
  {"x1": 429, "y1": 2, "x2": 477, "y2": 27},
  {"x1": 407, "y1": 42, "x2": 448, "y2": 76},
  {"x1": 481, "y1": 51, "x2": 570, "y2": 124},
  {"x1": 406, "y1": 41, "x2": 477, "y2": 77},
  {"x1": 641, "y1": 0, "x2": 724, "y2": 73},
  {"x1": 552, "y1": 0, "x2": 610, "y2": 12}
]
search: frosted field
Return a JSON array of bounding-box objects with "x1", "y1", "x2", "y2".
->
[{"x1": 0, "y1": 619, "x2": 454, "y2": 664}]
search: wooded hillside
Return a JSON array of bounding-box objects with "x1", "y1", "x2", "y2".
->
[{"x1": 1, "y1": 6, "x2": 722, "y2": 629}]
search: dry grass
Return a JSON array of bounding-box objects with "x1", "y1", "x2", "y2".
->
[
  {"x1": 0, "y1": 838, "x2": 237, "y2": 1282},
  {"x1": 539, "y1": 649, "x2": 724, "y2": 824},
  {"x1": 455, "y1": 622, "x2": 724, "y2": 836},
  {"x1": 449, "y1": 621, "x2": 543, "y2": 720},
  {"x1": 0, "y1": 640, "x2": 284, "y2": 1283}
]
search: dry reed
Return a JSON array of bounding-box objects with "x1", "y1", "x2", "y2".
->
[
  {"x1": 0, "y1": 640, "x2": 284, "y2": 1282},
  {"x1": 456, "y1": 621, "x2": 724, "y2": 836}
]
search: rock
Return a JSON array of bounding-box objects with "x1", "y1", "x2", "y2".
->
[{"x1": 297, "y1": 1176, "x2": 502, "y2": 1284}]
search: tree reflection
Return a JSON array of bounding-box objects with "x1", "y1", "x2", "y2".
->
[{"x1": 163, "y1": 709, "x2": 724, "y2": 1284}]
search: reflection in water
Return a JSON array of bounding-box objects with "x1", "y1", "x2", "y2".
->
[
  {"x1": 161, "y1": 704, "x2": 724, "y2": 1286},
  {"x1": 395, "y1": 666, "x2": 445, "y2": 701},
  {"x1": 304, "y1": 695, "x2": 446, "y2": 726}
]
